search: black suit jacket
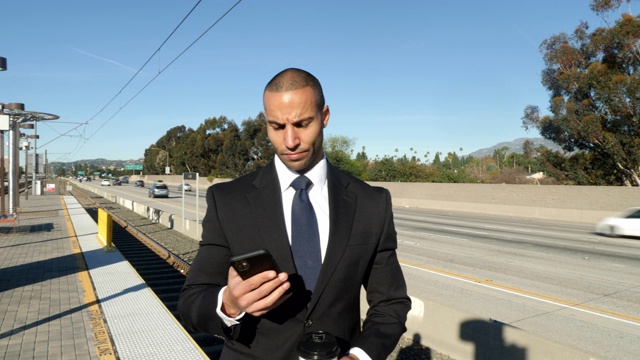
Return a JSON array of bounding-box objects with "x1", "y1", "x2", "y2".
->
[{"x1": 178, "y1": 161, "x2": 410, "y2": 360}]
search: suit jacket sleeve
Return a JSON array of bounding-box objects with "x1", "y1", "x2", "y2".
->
[{"x1": 353, "y1": 188, "x2": 411, "y2": 357}]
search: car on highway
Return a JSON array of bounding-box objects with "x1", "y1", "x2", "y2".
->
[
  {"x1": 178, "y1": 183, "x2": 192, "y2": 192},
  {"x1": 100, "y1": 179, "x2": 111, "y2": 186},
  {"x1": 121, "y1": 176, "x2": 129, "y2": 184},
  {"x1": 134, "y1": 180, "x2": 145, "y2": 187},
  {"x1": 595, "y1": 207, "x2": 640, "y2": 238},
  {"x1": 148, "y1": 183, "x2": 169, "y2": 198},
  {"x1": 112, "y1": 178, "x2": 122, "y2": 186}
]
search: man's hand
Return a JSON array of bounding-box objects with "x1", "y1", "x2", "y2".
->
[{"x1": 221, "y1": 266, "x2": 291, "y2": 317}]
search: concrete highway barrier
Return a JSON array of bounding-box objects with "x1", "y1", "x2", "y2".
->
[{"x1": 130, "y1": 175, "x2": 638, "y2": 224}]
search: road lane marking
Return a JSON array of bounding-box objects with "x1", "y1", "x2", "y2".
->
[{"x1": 400, "y1": 260, "x2": 640, "y2": 326}]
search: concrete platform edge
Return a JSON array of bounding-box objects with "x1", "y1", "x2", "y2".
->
[{"x1": 63, "y1": 196, "x2": 207, "y2": 360}]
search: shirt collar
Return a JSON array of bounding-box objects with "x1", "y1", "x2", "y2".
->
[{"x1": 274, "y1": 154, "x2": 327, "y2": 193}]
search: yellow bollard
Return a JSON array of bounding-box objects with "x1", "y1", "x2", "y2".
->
[{"x1": 97, "y1": 208, "x2": 115, "y2": 252}]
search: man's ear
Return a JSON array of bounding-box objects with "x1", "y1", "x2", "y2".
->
[{"x1": 322, "y1": 105, "x2": 330, "y2": 128}]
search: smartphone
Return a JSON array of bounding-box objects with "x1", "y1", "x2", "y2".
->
[{"x1": 230, "y1": 249, "x2": 281, "y2": 280}]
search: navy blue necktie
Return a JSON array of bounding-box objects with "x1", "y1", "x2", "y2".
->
[{"x1": 290, "y1": 175, "x2": 322, "y2": 292}]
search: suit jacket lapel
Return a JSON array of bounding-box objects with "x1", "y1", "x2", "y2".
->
[
  {"x1": 308, "y1": 164, "x2": 357, "y2": 311},
  {"x1": 246, "y1": 161, "x2": 298, "y2": 274}
]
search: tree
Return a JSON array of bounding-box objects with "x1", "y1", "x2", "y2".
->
[
  {"x1": 171, "y1": 127, "x2": 197, "y2": 174},
  {"x1": 432, "y1": 152, "x2": 442, "y2": 167},
  {"x1": 522, "y1": 1, "x2": 640, "y2": 186},
  {"x1": 492, "y1": 146, "x2": 509, "y2": 169},
  {"x1": 143, "y1": 125, "x2": 189, "y2": 175},
  {"x1": 325, "y1": 135, "x2": 355, "y2": 155},
  {"x1": 355, "y1": 146, "x2": 369, "y2": 163},
  {"x1": 324, "y1": 135, "x2": 366, "y2": 178},
  {"x1": 465, "y1": 156, "x2": 495, "y2": 182},
  {"x1": 55, "y1": 166, "x2": 67, "y2": 177},
  {"x1": 239, "y1": 113, "x2": 274, "y2": 174}
]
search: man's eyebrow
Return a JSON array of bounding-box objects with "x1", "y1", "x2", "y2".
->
[
  {"x1": 291, "y1": 116, "x2": 314, "y2": 124},
  {"x1": 266, "y1": 116, "x2": 314, "y2": 125}
]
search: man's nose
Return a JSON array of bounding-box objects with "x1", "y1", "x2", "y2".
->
[{"x1": 284, "y1": 127, "x2": 300, "y2": 148}]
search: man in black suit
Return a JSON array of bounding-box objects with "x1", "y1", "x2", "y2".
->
[{"x1": 178, "y1": 68, "x2": 410, "y2": 360}]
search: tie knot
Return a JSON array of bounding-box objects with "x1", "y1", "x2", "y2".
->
[{"x1": 291, "y1": 175, "x2": 313, "y2": 191}]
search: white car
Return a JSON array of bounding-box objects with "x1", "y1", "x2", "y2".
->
[
  {"x1": 178, "y1": 183, "x2": 192, "y2": 192},
  {"x1": 100, "y1": 179, "x2": 111, "y2": 186},
  {"x1": 595, "y1": 207, "x2": 640, "y2": 237}
]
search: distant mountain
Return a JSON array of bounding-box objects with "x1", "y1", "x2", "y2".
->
[
  {"x1": 50, "y1": 158, "x2": 143, "y2": 170},
  {"x1": 467, "y1": 137, "x2": 564, "y2": 158}
]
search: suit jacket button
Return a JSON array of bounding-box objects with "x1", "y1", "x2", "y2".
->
[{"x1": 304, "y1": 320, "x2": 313, "y2": 327}]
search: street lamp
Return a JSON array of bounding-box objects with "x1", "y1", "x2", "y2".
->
[
  {"x1": 150, "y1": 145, "x2": 170, "y2": 175},
  {"x1": 0, "y1": 57, "x2": 6, "y2": 71}
]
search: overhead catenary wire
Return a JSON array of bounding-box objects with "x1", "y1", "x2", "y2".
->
[
  {"x1": 66, "y1": 0, "x2": 243, "y2": 160},
  {"x1": 50, "y1": 0, "x2": 203, "y2": 161},
  {"x1": 84, "y1": 0, "x2": 205, "y2": 125},
  {"x1": 84, "y1": 0, "x2": 243, "y2": 142}
]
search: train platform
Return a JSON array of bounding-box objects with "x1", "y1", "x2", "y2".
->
[{"x1": 0, "y1": 191, "x2": 207, "y2": 359}]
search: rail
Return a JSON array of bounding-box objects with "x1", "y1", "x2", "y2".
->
[{"x1": 71, "y1": 187, "x2": 191, "y2": 275}]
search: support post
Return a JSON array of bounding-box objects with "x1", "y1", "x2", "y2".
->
[{"x1": 8, "y1": 118, "x2": 18, "y2": 213}]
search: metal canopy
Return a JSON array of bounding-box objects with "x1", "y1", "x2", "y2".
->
[{"x1": 1, "y1": 108, "x2": 60, "y2": 122}]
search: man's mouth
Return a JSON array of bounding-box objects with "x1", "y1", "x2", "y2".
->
[{"x1": 284, "y1": 151, "x2": 306, "y2": 161}]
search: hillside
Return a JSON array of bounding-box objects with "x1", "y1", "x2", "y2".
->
[{"x1": 467, "y1": 137, "x2": 564, "y2": 158}]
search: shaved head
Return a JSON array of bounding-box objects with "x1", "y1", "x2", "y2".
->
[{"x1": 264, "y1": 68, "x2": 325, "y2": 112}]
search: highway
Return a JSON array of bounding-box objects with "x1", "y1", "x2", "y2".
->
[
  {"x1": 393, "y1": 207, "x2": 640, "y2": 359},
  {"x1": 82, "y1": 180, "x2": 640, "y2": 359}
]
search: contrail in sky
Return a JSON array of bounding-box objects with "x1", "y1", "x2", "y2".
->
[
  {"x1": 514, "y1": 26, "x2": 541, "y2": 49},
  {"x1": 72, "y1": 47, "x2": 137, "y2": 72}
]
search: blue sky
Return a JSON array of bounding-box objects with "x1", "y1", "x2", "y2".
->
[{"x1": 1, "y1": 1, "x2": 609, "y2": 163}]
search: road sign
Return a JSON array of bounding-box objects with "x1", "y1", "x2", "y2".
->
[
  {"x1": 77, "y1": 171, "x2": 85, "y2": 175},
  {"x1": 125, "y1": 164, "x2": 143, "y2": 170},
  {"x1": 183, "y1": 172, "x2": 197, "y2": 180}
]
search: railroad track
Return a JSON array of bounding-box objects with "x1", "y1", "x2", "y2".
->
[{"x1": 71, "y1": 189, "x2": 224, "y2": 359}]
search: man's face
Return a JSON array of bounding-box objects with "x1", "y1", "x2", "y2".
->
[{"x1": 264, "y1": 86, "x2": 330, "y2": 174}]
